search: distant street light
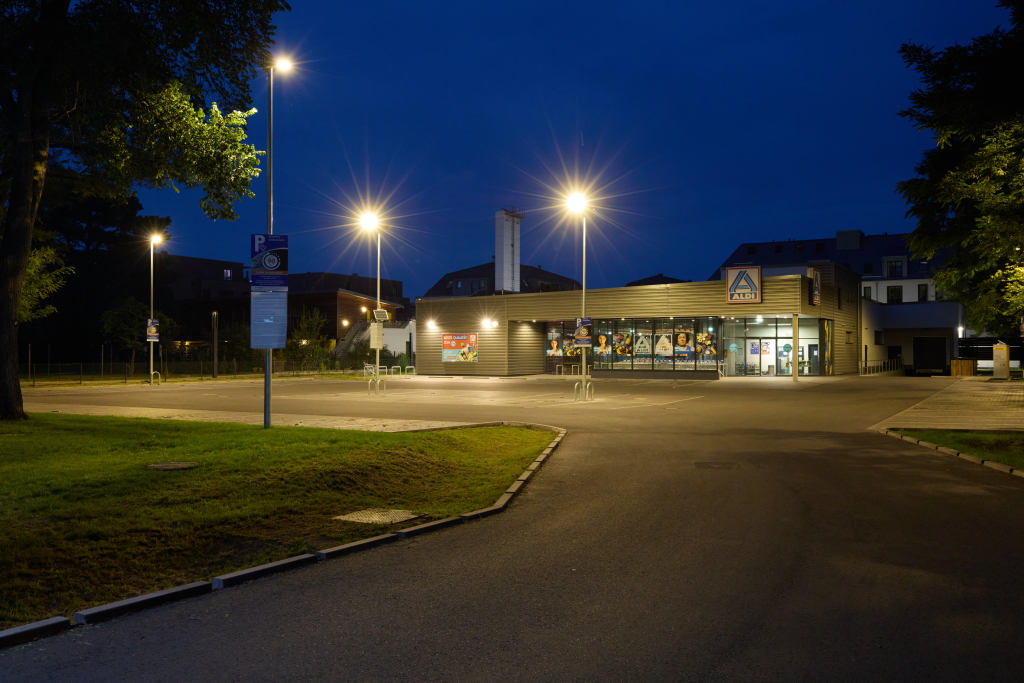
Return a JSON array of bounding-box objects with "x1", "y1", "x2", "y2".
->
[
  {"x1": 362, "y1": 213, "x2": 386, "y2": 395},
  {"x1": 567, "y1": 193, "x2": 592, "y2": 401},
  {"x1": 149, "y1": 234, "x2": 162, "y2": 385}
]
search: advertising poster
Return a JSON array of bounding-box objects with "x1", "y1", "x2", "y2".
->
[
  {"x1": 251, "y1": 234, "x2": 289, "y2": 291},
  {"x1": 443, "y1": 333, "x2": 478, "y2": 362},
  {"x1": 760, "y1": 340, "x2": 772, "y2": 356},
  {"x1": 613, "y1": 332, "x2": 633, "y2": 358},
  {"x1": 575, "y1": 317, "x2": 592, "y2": 347},
  {"x1": 546, "y1": 323, "x2": 562, "y2": 356},
  {"x1": 634, "y1": 326, "x2": 652, "y2": 360},
  {"x1": 593, "y1": 331, "x2": 613, "y2": 356},
  {"x1": 655, "y1": 326, "x2": 674, "y2": 359},
  {"x1": 146, "y1": 318, "x2": 159, "y2": 342},
  {"x1": 697, "y1": 331, "x2": 716, "y2": 356},
  {"x1": 562, "y1": 327, "x2": 579, "y2": 357},
  {"x1": 674, "y1": 327, "x2": 695, "y2": 358},
  {"x1": 750, "y1": 341, "x2": 760, "y2": 356}
]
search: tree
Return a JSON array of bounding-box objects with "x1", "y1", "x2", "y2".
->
[
  {"x1": 101, "y1": 298, "x2": 174, "y2": 376},
  {"x1": 17, "y1": 246, "x2": 73, "y2": 322},
  {"x1": 897, "y1": 1, "x2": 1024, "y2": 334},
  {"x1": 0, "y1": 0, "x2": 289, "y2": 419},
  {"x1": 288, "y1": 306, "x2": 331, "y2": 372}
]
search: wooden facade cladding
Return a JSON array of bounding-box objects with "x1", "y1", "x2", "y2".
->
[{"x1": 415, "y1": 274, "x2": 862, "y2": 376}]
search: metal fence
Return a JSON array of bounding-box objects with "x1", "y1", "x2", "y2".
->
[
  {"x1": 860, "y1": 358, "x2": 904, "y2": 376},
  {"x1": 957, "y1": 337, "x2": 1022, "y2": 361}
]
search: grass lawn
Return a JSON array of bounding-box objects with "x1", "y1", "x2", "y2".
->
[
  {"x1": 896, "y1": 429, "x2": 1024, "y2": 470},
  {"x1": 0, "y1": 414, "x2": 552, "y2": 629}
]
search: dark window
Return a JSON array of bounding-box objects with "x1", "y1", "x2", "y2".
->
[
  {"x1": 447, "y1": 280, "x2": 453, "y2": 289},
  {"x1": 774, "y1": 244, "x2": 783, "y2": 254},
  {"x1": 794, "y1": 243, "x2": 804, "y2": 255},
  {"x1": 202, "y1": 288, "x2": 210, "y2": 299},
  {"x1": 863, "y1": 262, "x2": 874, "y2": 274},
  {"x1": 875, "y1": 330, "x2": 884, "y2": 345},
  {"x1": 845, "y1": 331, "x2": 853, "y2": 344},
  {"x1": 887, "y1": 285, "x2": 903, "y2": 303},
  {"x1": 897, "y1": 237, "x2": 906, "y2": 246},
  {"x1": 223, "y1": 269, "x2": 232, "y2": 281},
  {"x1": 457, "y1": 280, "x2": 462, "y2": 288},
  {"x1": 747, "y1": 246, "x2": 756, "y2": 255},
  {"x1": 219, "y1": 290, "x2": 233, "y2": 298},
  {"x1": 815, "y1": 242, "x2": 825, "y2": 253},
  {"x1": 480, "y1": 279, "x2": 486, "y2": 290},
  {"x1": 863, "y1": 286, "x2": 872, "y2": 299},
  {"x1": 918, "y1": 284, "x2": 928, "y2": 302},
  {"x1": 886, "y1": 260, "x2": 904, "y2": 278},
  {"x1": 919, "y1": 261, "x2": 928, "y2": 271},
  {"x1": 936, "y1": 289, "x2": 944, "y2": 301}
]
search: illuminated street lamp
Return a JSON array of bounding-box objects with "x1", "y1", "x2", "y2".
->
[
  {"x1": 567, "y1": 193, "x2": 592, "y2": 401},
  {"x1": 261, "y1": 56, "x2": 291, "y2": 428},
  {"x1": 149, "y1": 234, "x2": 162, "y2": 385},
  {"x1": 362, "y1": 213, "x2": 386, "y2": 395}
]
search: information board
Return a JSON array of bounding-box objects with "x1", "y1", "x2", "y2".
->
[
  {"x1": 146, "y1": 318, "x2": 159, "y2": 342},
  {"x1": 575, "y1": 317, "x2": 592, "y2": 347},
  {"x1": 250, "y1": 291, "x2": 288, "y2": 349}
]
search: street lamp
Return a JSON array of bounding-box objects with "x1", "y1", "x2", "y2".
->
[
  {"x1": 261, "y1": 56, "x2": 291, "y2": 429},
  {"x1": 567, "y1": 193, "x2": 592, "y2": 401},
  {"x1": 361, "y1": 213, "x2": 385, "y2": 395},
  {"x1": 150, "y1": 234, "x2": 162, "y2": 385}
]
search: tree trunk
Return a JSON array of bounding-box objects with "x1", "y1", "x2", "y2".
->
[{"x1": 0, "y1": 2, "x2": 68, "y2": 420}]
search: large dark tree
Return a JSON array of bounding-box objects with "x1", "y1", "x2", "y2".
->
[
  {"x1": 898, "y1": 1, "x2": 1024, "y2": 335},
  {"x1": 0, "y1": 0, "x2": 289, "y2": 419}
]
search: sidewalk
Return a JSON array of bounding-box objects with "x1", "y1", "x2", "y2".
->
[{"x1": 870, "y1": 378, "x2": 1024, "y2": 431}]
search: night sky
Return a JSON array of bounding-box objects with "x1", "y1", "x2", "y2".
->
[{"x1": 137, "y1": 1, "x2": 1012, "y2": 300}]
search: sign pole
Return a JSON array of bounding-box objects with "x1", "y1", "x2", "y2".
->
[
  {"x1": 264, "y1": 65, "x2": 274, "y2": 429},
  {"x1": 581, "y1": 214, "x2": 588, "y2": 400},
  {"x1": 793, "y1": 313, "x2": 799, "y2": 383}
]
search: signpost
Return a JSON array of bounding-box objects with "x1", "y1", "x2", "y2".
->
[
  {"x1": 575, "y1": 317, "x2": 592, "y2": 347},
  {"x1": 251, "y1": 234, "x2": 288, "y2": 428}
]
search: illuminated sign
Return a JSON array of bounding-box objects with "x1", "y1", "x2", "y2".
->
[{"x1": 726, "y1": 266, "x2": 761, "y2": 303}]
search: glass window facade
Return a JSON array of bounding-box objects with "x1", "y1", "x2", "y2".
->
[
  {"x1": 550, "y1": 317, "x2": 721, "y2": 372},
  {"x1": 720, "y1": 317, "x2": 827, "y2": 376}
]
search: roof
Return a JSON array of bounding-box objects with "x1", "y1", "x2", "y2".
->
[
  {"x1": 625, "y1": 273, "x2": 691, "y2": 287},
  {"x1": 708, "y1": 230, "x2": 950, "y2": 281},
  {"x1": 422, "y1": 262, "x2": 581, "y2": 298}
]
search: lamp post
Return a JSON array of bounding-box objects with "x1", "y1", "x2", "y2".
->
[
  {"x1": 361, "y1": 213, "x2": 384, "y2": 394},
  {"x1": 567, "y1": 193, "x2": 591, "y2": 400},
  {"x1": 262, "y1": 57, "x2": 291, "y2": 428},
  {"x1": 150, "y1": 234, "x2": 162, "y2": 385}
]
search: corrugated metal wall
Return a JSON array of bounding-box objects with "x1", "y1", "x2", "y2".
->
[{"x1": 417, "y1": 275, "x2": 863, "y2": 375}]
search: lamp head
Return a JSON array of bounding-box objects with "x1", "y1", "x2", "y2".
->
[
  {"x1": 360, "y1": 213, "x2": 379, "y2": 231},
  {"x1": 151, "y1": 235, "x2": 162, "y2": 245},
  {"x1": 567, "y1": 193, "x2": 587, "y2": 214},
  {"x1": 275, "y1": 58, "x2": 292, "y2": 71}
]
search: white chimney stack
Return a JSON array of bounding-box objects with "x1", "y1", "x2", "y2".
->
[{"x1": 495, "y1": 207, "x2": 524, "y2": 292}]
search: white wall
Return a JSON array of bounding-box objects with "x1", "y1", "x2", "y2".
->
[{"x1": 382, "y1": 322, "x2": 416, "y2": 357}]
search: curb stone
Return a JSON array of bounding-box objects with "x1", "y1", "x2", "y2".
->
[
  {"x1": 0, "y1": 420, "x2": 565, "y2": 650},
  {"x1": 985, "y1": 460, "x2": 1012, "y2": 473},
  {"x1": 958, "y1": 453, "x2": 984, "y2": 465},
  {"x1": 212, "y1": 554, "x2": 317, "y2": 590},
  {"x1": 0, "y1": 617, "x2": 71, "y2": 649},
  {"x1": 937, "y1": 446, "x2": 959, "y2": 456},
  {"x1": 74, "y1": 582, "x2": 211, "y2": 624},
  {"x1": 880, "y1": 428, "x2": 1024, "y2": 480}
]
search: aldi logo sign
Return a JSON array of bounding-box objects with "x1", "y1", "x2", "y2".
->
[
  {"x1": 810, "y1": 268, "x2": 821, "y2": 305},
  {"x1": 726, "y1": 266, "x2": 761, "y2": 303}
]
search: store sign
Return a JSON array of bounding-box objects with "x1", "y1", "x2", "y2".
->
[
  {"x1": 726, "y1": 266, "x2": 761, "y2": 303},
  {"x1": 250, "y1": 291, "x2": 287, "y2": 349},
  {"x1": 251, "y1": 234, "x2": 289, "y2": 292},
  {"x1": 146, "y1": 318, "x2": 159, "y2": 342},
  {"x1": 575, "y1": 317, "x2": 592, "y2": 347},
  {"x1": 810, "y1": 268, "x2": 821, "y2": 305},
  {"x1": 442, "y1": 333, "x2": 478, "y2": 362}
]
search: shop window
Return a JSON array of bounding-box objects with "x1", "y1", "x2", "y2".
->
[
  {"x1": 863, "y1": 262, "x2": 874, "y2": 274},
  {"x1": 654, "y1": 321, "x2": 674, "y2": 370},
  {"x1": 815, "y1": 242, "x2": 825, "y2": 253},
  {"x1": 747, "y1": 246, "x2": 756, "y2": 255},
  {"x1": 673, "y1": 319, "x2": 696, "y2": 371},
  {"x1": 695, "y1": 318, "x2": 718, "y2": 371},
  {"x1": 887, "y1": 285, "x2": 903, "y2": 303},
  {"x1": 613, "y1": 320, "x2": 634, "y2": 370},
  {"x1": 593, "y1": 322, "x2": 615, "y2": 369},
  {"x1": 863, "y1": 286, "x2": 872, "y2": 299},
  {"x1": 918, "y1": 284, "x2": 928, "y2": 302},
  {"x1": 794, "y1": 243, "x2": 804, "y2": 255},
  {"x1": 634, "y1": 321, "x2": 653, "y2": 370}
]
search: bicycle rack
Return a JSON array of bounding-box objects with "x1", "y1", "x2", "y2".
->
[
  {"x1": 574, "y1": 381, "x2": 595, "y2": 402},
  {"x1": 368, "y1": 376, "x2": 387, "y2": 396},
  {"x1": 149, "y1": 371, "x2": 162, "y2": 386}
]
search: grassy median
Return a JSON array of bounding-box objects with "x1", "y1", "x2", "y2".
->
[
  {"x1": 0, "y1": 414, "x2": 551, "y2": 629},
  {"x1": 896, "y1": 429, "x2": 1024, "y2": 471}
]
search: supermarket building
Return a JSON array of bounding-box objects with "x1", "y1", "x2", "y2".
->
[{"x1": 415, "y1": 268, "x2": 861, "y2": 379}]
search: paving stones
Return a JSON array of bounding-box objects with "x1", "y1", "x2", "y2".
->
[{"x1": 333, "y1": 508, "x2": 420, "y2": 524}]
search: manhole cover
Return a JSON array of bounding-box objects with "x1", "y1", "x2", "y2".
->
[
  {"x1": 333, "y1": 508, "x2": 420, "y2": 524},
  {"x1": 145, "y1": 462, "x2": 200, "y2": 471},
  {"x1": 694, "y1": 462, "x2": 739, "y2": 470}
]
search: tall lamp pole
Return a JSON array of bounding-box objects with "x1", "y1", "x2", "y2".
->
[
  {"x1": 149, "y1": 234, "x2": 162, "y2": 385},
  {"x1": 567, "y1": 193, "x2": 591, "y2": 400},
  {"x1": 263, "y1": 57, "x2": 291, "y2": 428},
  {"x1": 361, "y1": 213, "x2": 384, "y2": 394}
]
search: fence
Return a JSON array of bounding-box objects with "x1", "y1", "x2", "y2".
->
[
  {"x1": 860, "y1": 358, "x2": 904, "y2": 376},
  {"x1": 18, "y1": 358, "x2": 415, "y2": 386},
  {"x1": 957, "y1": 337, "x2": 1023, "y2": 361}
]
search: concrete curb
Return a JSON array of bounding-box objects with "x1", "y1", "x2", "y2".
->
[
  {"x1": 212, "y1": 554, "x2": 317, "y2": 590},
  {"x1": 0, "y1": 421, "x2": 567, "y2": 650},
  {"x1": 394, "y1": 516, "x2": 463, "y2": 538},
  {"x1": 0, "y1": 617, "x2": 71, "y2": 649},
  {"x1": 877, "y1": 428, "x2": 1024, "y2": 480},
  {"x1": 315, "y1": 533, "x2": 398, "y2": 560}
]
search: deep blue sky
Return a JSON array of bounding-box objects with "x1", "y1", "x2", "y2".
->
[{"x1": 138, "y1": 0, "x2": 1012, "y2": 299}]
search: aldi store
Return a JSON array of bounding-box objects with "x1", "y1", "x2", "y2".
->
[{"x1": 415, "y1": 269, "x2": 861, "y2": 379}]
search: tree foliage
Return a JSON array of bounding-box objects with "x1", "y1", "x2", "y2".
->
[
  {"x1": 0, "y1": 0, "x2": 290, "y2": 419},
  {"x1": 897, "y1": 1, "x2": 1024, "y2": 334},
  {"x1": 17, "y1": 246, "x2": 73, "y2": 322}
]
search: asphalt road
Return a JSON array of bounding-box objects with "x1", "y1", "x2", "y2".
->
[{"x1": 5, "y1": 375, "x2": 1024, "y2": 682}]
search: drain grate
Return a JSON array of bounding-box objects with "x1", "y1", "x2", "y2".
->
[
  {"x1": 146, "y1": 462, "x2": 200, "y2": 471},
  {"x1": 333, "y1": 508, "x2": 420, "y2": 524},
  {"x1": 694, "y1": 462, "x2": 739, "y2": 470}
]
